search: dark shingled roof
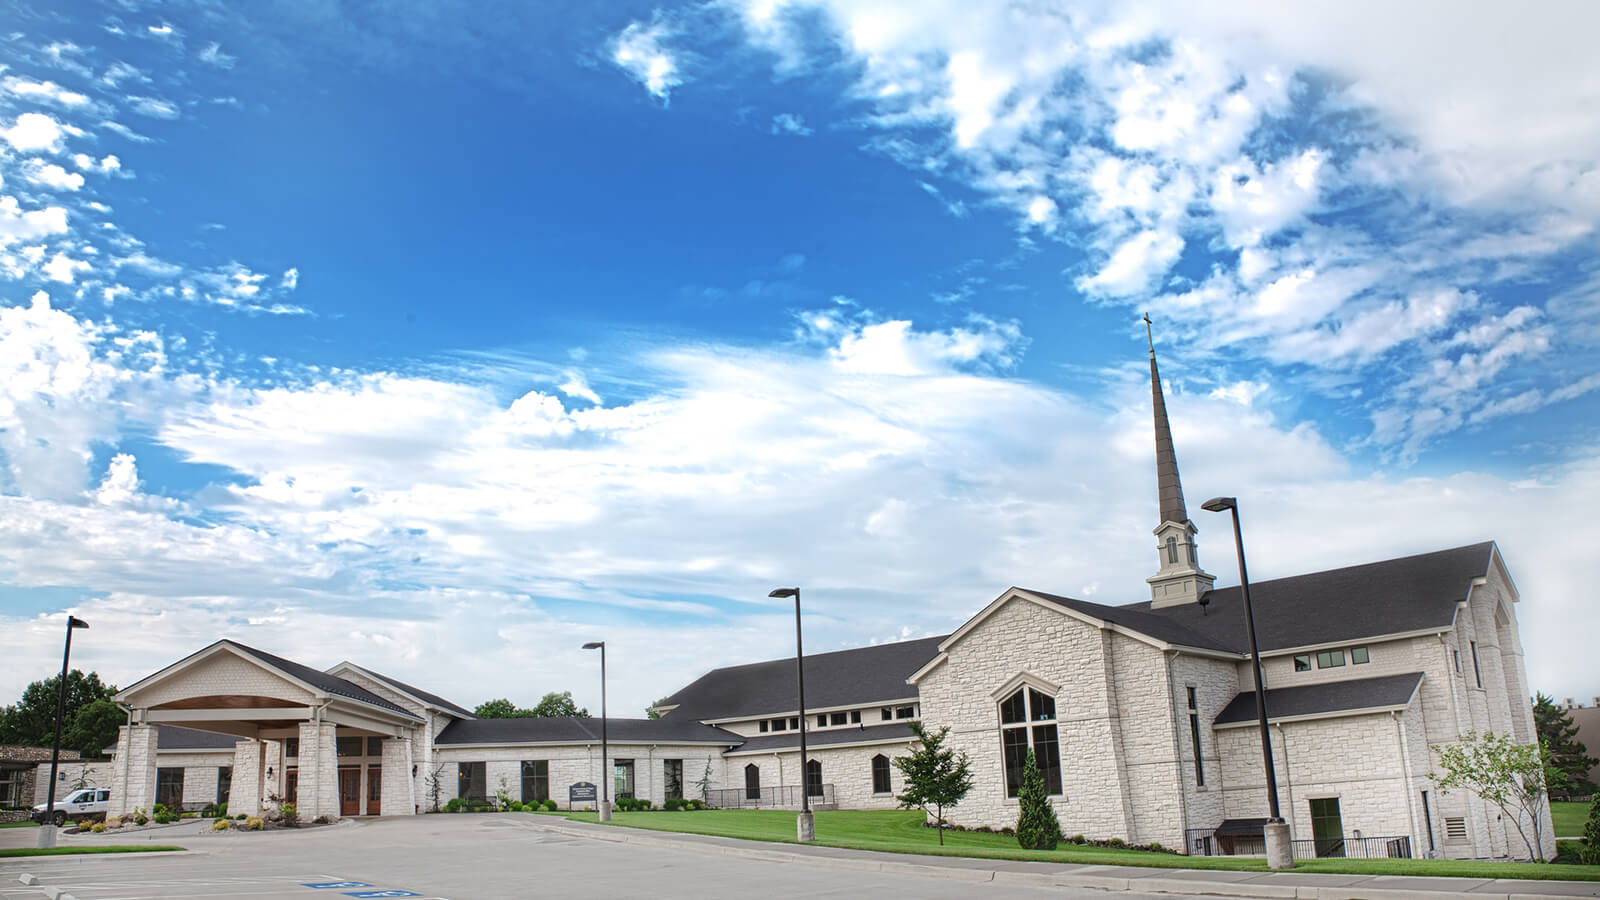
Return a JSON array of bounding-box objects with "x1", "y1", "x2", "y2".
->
[
  {"x1": 156, "y1": 725, "x2": 242, "y2": 750},
  {"x1": 1024, "y1": 542, "x2": 1494, "y2": 655},
  {"x1": 219, "y1": 640, "x2": 420, "y2": 721},
  {"x1": 435, "y1": 717, "x2": 742, "y2": 746},
  {"x1": 340, "y1": 666, "x2": 476, "y2": 719},
  {"x1": 1214, "y1": 672, "x2": 1425, "y2": 726},
  {"x1": 657, "y1": 635, "x2": 947, "y2": 723},
  {"x1": 730, "y1": 722, "x2": 918, "y2": 755}
]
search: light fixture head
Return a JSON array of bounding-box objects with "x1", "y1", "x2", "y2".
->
[
  {"x1": 768, "y1": 588, "x2": 798, "y2": 599},
  {"x1": 1200, "y1": 496, "x2": 1236, "y2": 513},
  {"x1": 581, "y1": 641, "x2": 604, "y2": 650},
  {"x1": 69, "y1": 616, "x2": 89, "y2": 629}
]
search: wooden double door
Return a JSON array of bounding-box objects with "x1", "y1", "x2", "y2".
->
[{"x1": 336, "y1": 767, "x2": 382, "y2": 816}]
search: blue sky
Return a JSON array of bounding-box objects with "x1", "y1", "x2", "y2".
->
[{"x1": 1, "y1": 0, "x2": 1596, "y2": 715}]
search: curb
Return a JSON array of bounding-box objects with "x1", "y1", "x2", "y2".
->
[{"x1": 525, "y1": 819, "x2": 1600, "y2": 900}]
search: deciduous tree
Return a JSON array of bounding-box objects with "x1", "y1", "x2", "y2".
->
[
  {"x1": 0, "y1": 670, "x2": 120, "y2": 757},
  {"x1": 1432, "y1": 731, "x2": 1554, "y2": 861},
  {"x1": 893, "y1": 721, "x2": 973, "y2": 845}
]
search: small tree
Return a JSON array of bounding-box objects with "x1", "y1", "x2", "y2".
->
[
  {"x1": 694, "y1": 758, "x2": 714, "y2": 804},
  {"x1": 1432, "y1": 731, "x2": 1553, "y2": 861},
  {"x1": 1015, "y1": 748, "x2": 1061, "y2": 850},
  {"x1": 893, "y1": 721, "x2": 973, "y2": 845},
  {"x1": 424, "y1": 763, "x2": 448, "y2": 813},
  {"x1": 1580, "y1": 796, "x2": 1600, "y2": 866}
]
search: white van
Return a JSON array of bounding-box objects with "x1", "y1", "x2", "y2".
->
[{"x1": 31, "y1": 788, "x2": 110, "y2": 826}]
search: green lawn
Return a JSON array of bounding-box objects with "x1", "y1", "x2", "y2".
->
[
  {"x1": 0, "y1": 847, "x2": 184, "y2": 858},
  {"x1": 1554, "y1": 801, "x2": 1592, "y2": 837},
  {"x1": 564, "y1": 809, "x2": 1600, "y2": 881},
  {"x1": 0, "y1": 822, "x2": 40, "y2": 829}
]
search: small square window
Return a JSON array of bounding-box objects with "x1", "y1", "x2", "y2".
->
[
  {"x1": 367, "y1": 737, "x2": 384, "y2": 757},
  {"x1": 817, "y1": 715, "x2": 827, "y2": 728},
  {"x1": 1316, "y1": 649, "x2": 1345, "y2": 668},
  {"x1": 830, "y1": 712, "x2": 847, "y2": 726},
  {"x1": 881, "y1": 707, "x2": 892, "y2": 721},
  {"x1": 759, "y1": 720, "x2": 769, "y2": 733},
  {"x1": 285, "y1": 738, "x2": 299, "y2": 758},
  {"x1": 895, "y1": 705, "x2": 915, "y2": 719},
  {"x1": 850, "y1": 710, "x2": 861, "y2": 724},
  {"x1": 1293, "y1": 654, "x2": 1311, "y2": 672},
  {"x1": 789, "y1": 717, "x2": 799, "y2": 730},
  {"x1": 1350, "y1": 646, "x2": 1369, "y2": 665}
]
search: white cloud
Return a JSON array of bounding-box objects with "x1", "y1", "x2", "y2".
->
[
  {"x1": 1077, "y1": 229, "x2": 1184, "y2": 298},
  {"x1": 610, "y1": 21, "x2": 683, "y2": 102},
  {"x1": 558, "y1": 371, "x2": 601, "y2": 405},
  {"x1": 198, "y1": 42, "x2": 236, "y2": 69},
  {"x1": 2, "y1": 77, "x2": 91, "y2": 108},
  {"x1": 126, "y1": 96, "x2": 180, "y2": 119},
  {"x1": 281, "y1": 267, "x2": 299, "y2": 290},
  {"x1": 26, "y1": 160, "x2": 85, "y2": 192},
  {"x1": 42, "y1": 251, "x2": 91, "y2": 283},
  {"x1": 0, "y1": 197, "x2": 70, "y2": 246},
  {"x1": 771, "y1": 113, "x2": 812, "y2": 136},
  {"x1": 3, "y1": 112, "x2": 67, "y2": 153}
]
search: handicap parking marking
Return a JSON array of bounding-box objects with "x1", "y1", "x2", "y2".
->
[
  {"x1": 303, "y1": 884, "x2": 373, "y2": 890},
  {"x1": 339, "y1": 892, "x2": 421, "y2": 898}
]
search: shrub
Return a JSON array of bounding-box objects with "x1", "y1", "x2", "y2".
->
[
  {"x1": 153, "y1": 803, "x2": 169, "y2": 817},
  {"x1": 246, "y1": 817, "x2": 264, "y2": 831},
  {"x1": 211, "y1": 819, "x2": 232, "y2": 831},
  {"x1": 444, "y1": 798, "x2": 465, "y2": 814},
  {"x1": 1014, "y1": 748, "x2": 1061, "y2": 851},
  {"x1": 135, "y1": 815, "x2": 149, "y2": 826},
  {"x1": 1581, "y1": 797, "x2": 1600, "y2": 866},
  {"x1": 1069, "y1": 834, "x2": 1085, "y2": 844},
  {"x1": 543, "y1": 799, "x2": 558, "y2": 812},
  {"x1": 508, "y1": 801, "x2": 525, "y2": 812},
  {"x1": 636, "y1": 799, "x2": 653, "y2": 811},
  {"x1": 314, "y1": 815, "x2": 333, "y2": 825},
  {"x1": 91, "y1": 822, "x2": 106, "y2": 833},
  {"x1": 663, "y1": 797, "x2": 686, "y2": 811},
  {"x1": 279, "y1": 803, "x2": 299, "y2": 827},
  {"x1": 687, "y1": 799, "x2": 706, "y2": 811},
  {"x1": 236, "y1": 814, "x2": 248, "y2": 821}
]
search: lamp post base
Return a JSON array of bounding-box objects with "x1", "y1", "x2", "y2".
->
[
  {"x1": 37, "y1": 824, "x2": 56, "y2": 849},
  {"x1": 1264, "y1": 821, "x2": 1293, "y2": 870},
  {"x1": 796, "y1": 810, "x2": 814, "y2": 842},
  {"x1": 597, "y1": 801, "x2": 612, "y2": 823}
]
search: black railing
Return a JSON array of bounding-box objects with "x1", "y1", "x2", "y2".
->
[
  {"x1": 706, "y1": 784, "x2": 835, "y2": 809},
  {"x1": 1293, "y1": 835, "x2": 1411, "y2": 860},
  {"x1": 1186, "y1": 829, "x2": 1412, "y2": 860}
]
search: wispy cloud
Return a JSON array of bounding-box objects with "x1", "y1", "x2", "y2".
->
[{"x1": 610, "y1": 20, "x2": 683, "y2": 102}]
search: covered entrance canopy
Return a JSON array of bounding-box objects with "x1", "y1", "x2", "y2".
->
[{"x1": 110, "y1": 640, "x2": 422, "y2": 820}]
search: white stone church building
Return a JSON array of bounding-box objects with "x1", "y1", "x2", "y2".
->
[{"x1": 92, "y1": 341, "x2": 1552, "y2": 861}]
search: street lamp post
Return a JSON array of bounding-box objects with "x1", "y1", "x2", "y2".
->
[
  {"x1": 768, "y1": 587, "x2": 813, "y2": 843},
  {"x1": 39, "y1": 616, "x2": 89, "y2": 849},
  {"x1": 1200, "y1": 496, "x2": 1291, "y2": 870},
  {"x1": 581, "y1": 641, "x2": 610, "y2": 822}
]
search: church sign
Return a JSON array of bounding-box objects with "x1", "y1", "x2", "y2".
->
[{"x1": 569, "y1": 781, "x2": 597, "y2": 806}]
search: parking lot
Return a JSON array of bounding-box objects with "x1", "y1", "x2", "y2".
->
[{"x1": 0, "y1": 816, "x2": 1123, "y2": 900}]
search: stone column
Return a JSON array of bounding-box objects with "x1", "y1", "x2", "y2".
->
[
  {"x1": 380, "y1": 737, "x2": 416, "y2": 816},
  {"x1": 228, "y1": 740, "x2": 263, "y2": 818},
  {"x1": 296, "y1": 721, "x2": 339, "y2": 820},
  {"x1": 107, "y1": 724, "x2": 157, "y2": 819}
]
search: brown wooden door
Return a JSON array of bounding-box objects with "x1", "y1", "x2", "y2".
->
[
  {"x1": 338, "y1": 768, "x2": 360, "y2": 817},
  {"x1": 366, "y1": 766, "x2": 381, "y2": 816}
]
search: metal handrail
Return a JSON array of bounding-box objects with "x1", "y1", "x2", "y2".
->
[{"x1": 706, "y1": 784, "x2": 835, "y2": 809}]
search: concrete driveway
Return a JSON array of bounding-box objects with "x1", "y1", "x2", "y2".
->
[{"x1": 1, "y1": 815, "x2": 1163, "y2": 900}]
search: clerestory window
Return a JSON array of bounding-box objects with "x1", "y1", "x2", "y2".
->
[{"x1": 999, "y1": 686, "x2": 1062, "y2": 798}]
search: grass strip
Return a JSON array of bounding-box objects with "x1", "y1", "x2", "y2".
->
[
  {"x1": 562, "y1": 809, "x2": 1600, "y2": 882},
  {"x1": 0, "y1": 846, "x2": 185, "y2": 858},
  {"x1": 0, "y1": 822, "x2": 41, "y2": 829},
  {"x1": 1553, "y1": 801, "x2": 1591, "y2": 837}
]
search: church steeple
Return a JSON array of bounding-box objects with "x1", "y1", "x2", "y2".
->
[{"x1": 1142, "y1": 315, "x2": 1214, "y2": 607}]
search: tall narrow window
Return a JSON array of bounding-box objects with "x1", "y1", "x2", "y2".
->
[
  {"x1": 520, "y1": 760, "x2": 549, "y2": 804},
  {"x1": 457, "y1": 761, "x2": 486, "y2": 802},
  {"x1": 614, "y1": 758, "x2": 635, "y2": 800},
  {"x1": 805, "y1": 759, "x2": 823, "y2": 798},
  {"x1": 1166, "y1": 536, "x2": 1179, "y2": 563},
  {"x1": 744, "y1": 764, "x2": 760, "y2": 801},
  {"x1": 871, "y1": 754, "x2": 891, "y2": 794},
  {"x1": 156, "y1": 767, "x2": 184, "y2": 808},
  {"x1": 1470, "y1": 641, "x2": 1483, "y2": 688},
  {"x1": 1453, "y1": 650, "x2": 1461, "y2": 673},
  {"x1": 1186, "y1": 686, "x2": 1204, "y2": 787},
  {"x1": 663, "y1": 759, "x2": 683, "y2": 801},
  {"x1": 999, "y1": 686, "x2": 1062, "y2": 797},
  {"x1": 216, "y1": 766, "x2": 232, "y2": 806},
  {"x1": 1420, "y1": 791, "x2": 1435, "y2": 853}
]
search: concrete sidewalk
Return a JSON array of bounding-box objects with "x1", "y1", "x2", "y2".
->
[{"x1": 527, "y1": 817, "x2": 1600, "y2": 900}]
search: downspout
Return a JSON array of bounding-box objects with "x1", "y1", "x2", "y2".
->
[
  {"x1": 1393, "y1": 711, "x2": 1421, "y2": 856},
  {"x1": 1162, "y1": 651, "x2": 1193, "y2": 853}
]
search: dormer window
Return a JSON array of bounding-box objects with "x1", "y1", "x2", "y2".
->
[{"x1": 1166, "y1": 536, "x2": 1179, "y2": 564}]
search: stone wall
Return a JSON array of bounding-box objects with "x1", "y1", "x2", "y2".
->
[
  {"x1": 725, "y1": 739, "x2": 921, "y2": 810},
  {"x1": 28, "y1": 760, "x2": 111, "y2": 806},
  {"x1": 432, "y1": 743, "x2": 729, "y2": 810}
]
